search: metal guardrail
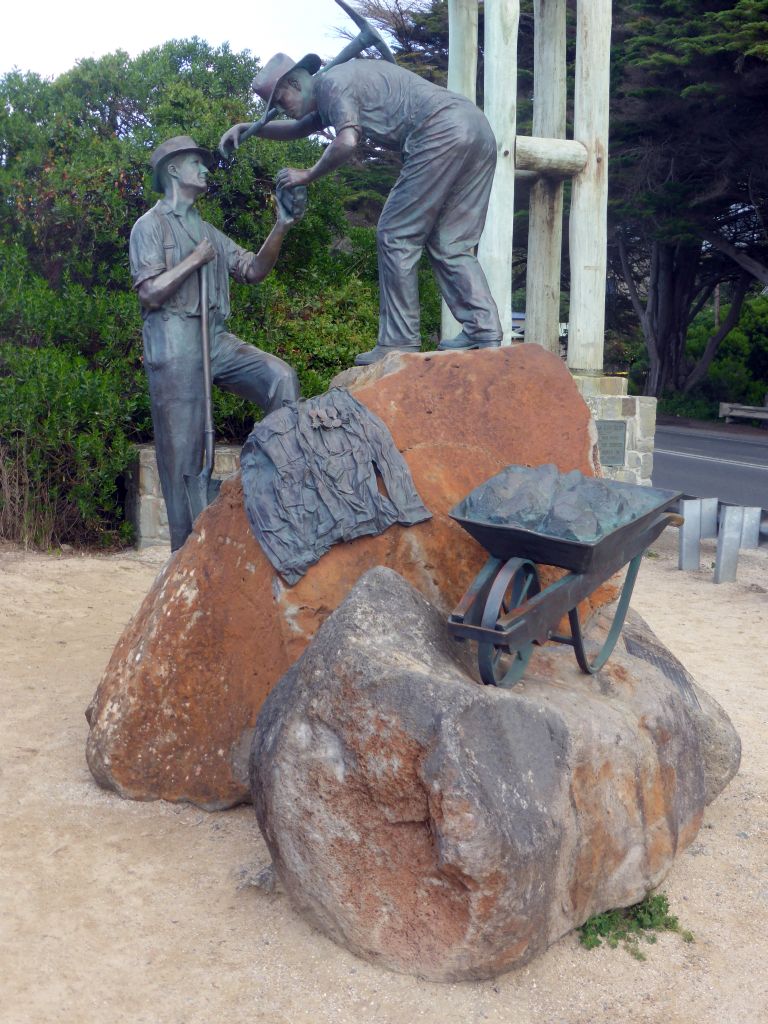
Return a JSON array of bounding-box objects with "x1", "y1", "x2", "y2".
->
[{"x1": 674, "y1": 496, "x2": 764, "y2": 583}]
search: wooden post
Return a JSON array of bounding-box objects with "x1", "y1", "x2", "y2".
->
[
  {"x1": 442, "y1": 0, "x2": 479, "y2": 341},
  {"x1": 525, "y1": 0, "x2": 567, "y2": 353},
  {"x1": 567, "y1": 0, "x2": 612, "y2": 373},
  {"x1": 478, "y1": 0, "x2": 520, "y2": 344}
]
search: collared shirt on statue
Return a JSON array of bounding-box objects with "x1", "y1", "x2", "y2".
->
[
  {"x1": 128, "y1": 199, "x2": 255, "y2": 319},
  {"x1": 310, "y1": 59, "x2": 468, "y2": 153}
]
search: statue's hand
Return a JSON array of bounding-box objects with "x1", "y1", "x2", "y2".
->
[
  {"x1": 219, "y1": 122, "x2": 254, "y2": 158},
  {"x1": 193, "y1": 239, "x2": 216, "y2": 266},
  {"x1": 276, "y1": 167, "x2": 311, "y2": 190},
  {"x1": 275, "y1": 183, "x2": 308, "y2": 227}
]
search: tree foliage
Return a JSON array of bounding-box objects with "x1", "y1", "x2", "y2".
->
[{"x1": 609, "y1": 0, "x2": 768, "y2": 395}]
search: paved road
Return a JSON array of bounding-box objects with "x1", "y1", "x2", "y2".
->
[{"x1": 652, "y1": 425, "x2": 768, "y2": 510}]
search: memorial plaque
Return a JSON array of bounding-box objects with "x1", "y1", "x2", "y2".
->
[{"x1": 596, "y1": 419, "x2": 627, "y2": 467}]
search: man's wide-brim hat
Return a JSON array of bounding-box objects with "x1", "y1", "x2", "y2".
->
[
  {"x1": 253, "y1": 52, "x2": 323, "y2": 114},
  {"x1": 149, "y1": 135, "x2": 214, "y2": 191}
]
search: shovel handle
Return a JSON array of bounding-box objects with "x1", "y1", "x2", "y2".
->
[
  {"x1": 200, "y1": 266, "x2": 215, "y2": 474},
  {"x1": 238, "y1": 107, "x2": 280, "y2": 147}
]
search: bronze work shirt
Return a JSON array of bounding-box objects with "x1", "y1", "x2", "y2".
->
[
  {"x1": 241, "y1": 388, "x2": 431, "y2": 585},
  {"x1": 129, "y1": 199, "x2": 255, "y2": 319},
  {"x1": 310, "y1": 59, "x2": 466, "y2": 153}
]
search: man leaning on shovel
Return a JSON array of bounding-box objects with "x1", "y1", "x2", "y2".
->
[{"x1": 129, "y1": 135, "x2": 302, "y2": 551}]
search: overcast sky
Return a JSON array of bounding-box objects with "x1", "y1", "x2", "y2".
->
[{"x1": 2, "y1": 0, "x2": 354, "y2": 79}]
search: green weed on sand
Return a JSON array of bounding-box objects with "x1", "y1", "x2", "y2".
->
[{"x1": 579, "y1": 893, "x2": 694, "y2": 961}]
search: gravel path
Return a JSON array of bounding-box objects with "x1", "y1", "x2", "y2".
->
[{"x1": 1, "y1": 533, "x2": 766, "y2": 1024}]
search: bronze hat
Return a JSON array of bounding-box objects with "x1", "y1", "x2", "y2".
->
[
  {"x1": 252, "y1": 52, "x2": 323, "y2": 114},
  {"x1": 149, "y1": 135, "x2": 214, "y2": 191}
]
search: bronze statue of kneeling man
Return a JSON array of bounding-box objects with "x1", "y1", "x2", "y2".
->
[
  {"x1": 221, "y1": 56, "x2": 503, "y2": 365},
  {"x1": 129, "y1": 135, "x2": 301, "y2": 550}
]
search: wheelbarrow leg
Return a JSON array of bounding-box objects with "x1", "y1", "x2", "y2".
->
[{"x1": 567, "y1": 553, "x2": 643, "y2": 674}]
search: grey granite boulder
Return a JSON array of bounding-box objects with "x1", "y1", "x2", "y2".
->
[{"x1": 251, "y1": 567, "x2": 740, "y2": 981}]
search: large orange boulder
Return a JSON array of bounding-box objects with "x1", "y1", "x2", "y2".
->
[{"x1": 86, "y1": 346, "x2": 603, "y2": 809}]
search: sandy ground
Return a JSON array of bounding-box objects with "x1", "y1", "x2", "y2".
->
[{"x1": 1, "y1": 530, "x2": 766, "y2": 1024}]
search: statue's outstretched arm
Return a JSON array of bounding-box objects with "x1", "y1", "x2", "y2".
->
[
  {"x1": 275, "y1": 126, "x2": 359, "y2": 190},
  {"x1": 259, "y1": 113, "x2": 318, "y2": 141},
  {"x1": 244, "y1": 186, "x2": 307, "y2": 284},
  {"x1": 219, "y1": 113, "x2": 317, "y2": 156}
]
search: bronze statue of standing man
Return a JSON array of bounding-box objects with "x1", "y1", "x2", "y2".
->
[
  {"x1": 129, "y1": 136, "x2": 301, "y2": 550},
  {"x1": 221, "y1": 51, "x2": 503, "y2": 365}
]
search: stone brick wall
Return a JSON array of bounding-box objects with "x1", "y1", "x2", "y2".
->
[
  {"x1": 572, "y1": 374, "x2": 657, "y2": 486},
  {"x1": 125, "y1": 444, "x2": 241, "y2": 549}
]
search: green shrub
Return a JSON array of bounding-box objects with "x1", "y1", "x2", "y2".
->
[
  {"x1": 657, "y1": 391, "x2": 719, "y2": 420},
  {"x1": 621, "y1": 294, "x2": 768, "y2": 415},
  {"x1": 0, "y1": 243, "x2": 144, "y2": 363},
  {"x1": 217, "y1": 230, "x2": 440, "y2": 440},
  {"x1": 0, "y1": 344, "x2": 141, "y2": 547},
  {"x1": 685, "y1": 295, "x2": 768, "y2": 408},
  {"x1": 604, "y1": 328, "x2": 646, "y2": 376}
]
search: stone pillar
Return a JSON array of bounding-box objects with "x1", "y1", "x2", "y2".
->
[
  {"x1": 126, "y1": 444, "x2": 242, "y2": 548},
  {"x1": 572, "y1": 376, "x2": 657, "y2": 485}
]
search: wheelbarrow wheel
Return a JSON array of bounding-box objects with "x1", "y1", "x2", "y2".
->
[{"x1": 477, "y1": 557, "x2": 541, "y2": 687}]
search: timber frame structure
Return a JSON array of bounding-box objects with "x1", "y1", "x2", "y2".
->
[{"x1": 447, "y1": 0, "x2": 611, "y2": 375}]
